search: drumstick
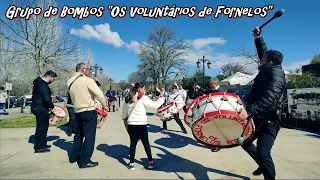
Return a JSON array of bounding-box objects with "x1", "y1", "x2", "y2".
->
[{"x1": 236, "y1": 118, "x2": 252, "y2": 145}]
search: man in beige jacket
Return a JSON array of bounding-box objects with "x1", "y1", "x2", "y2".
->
[{"x1": 67, "y1": 63, "x2": 108, "y2": 169}]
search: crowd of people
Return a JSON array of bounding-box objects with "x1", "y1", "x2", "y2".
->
[{"x1": 27, "y1": 26, "x2": 288, "y2": 180}]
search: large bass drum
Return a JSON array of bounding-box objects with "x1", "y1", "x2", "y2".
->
[{"x1": 184, "y1": 92, "x2": 255, "y2": 149}]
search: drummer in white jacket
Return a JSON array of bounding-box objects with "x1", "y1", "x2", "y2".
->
[
  {"x1": 122, "y1": 82, "x2": 165, "y2": 171},
  {"x1": 161, "y1": 85, "x2": 188, "y2": 134}
]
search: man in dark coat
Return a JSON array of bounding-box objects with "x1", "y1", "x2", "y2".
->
[
  {"x1": 195, "y1": 77, "x2": 224, "y2": 152},
  {"x1": 105, "y1": 87, "x2": 117, "y2": 112},
  {"x1": 31, "y1": 70, "x2": 57, "y2": 153},
  {"x1": 238, "y1": 27, "x2": 286, "y2": 180}
]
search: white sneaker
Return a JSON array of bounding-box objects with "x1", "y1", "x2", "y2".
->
[
  {"x1": 127, "y1": 163, "x2": 135, "y2": 170},
  {"x1": 148, "y1": 161, "x2": 155, "y2": 169}
]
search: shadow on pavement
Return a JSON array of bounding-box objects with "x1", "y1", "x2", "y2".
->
[
  {"x1": 28, "y1": 135, "x2": 60, "y2": 144},
  {"x1": 141, "y1": 145, "x2": 250, "y2": 180},
  {"x1": 147, "y1": 124, "x2": 211, "y2": 150},
  {"x1": 306, "y1": 133, "x2": 320, "y2": 139},
  {"x1": 96, "y1": 144, "x2": 143, "y2": 167},
  {"x1": 53, "y1": 139, "x2": 73, "y2": 159}
]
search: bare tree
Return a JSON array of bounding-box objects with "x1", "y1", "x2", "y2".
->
[
  {"x1": 235, "y1": 43, "x2": 260, "y2": 67},
  {"x1": 0, "y1": 0, "x2": 78, "y2": 77},
  {"x1": 221, "y1": 62, "x2": 250, "y2": 77},
  {"x1": 117, "y1": 80, "x2": 129, "y2": 91},
  {"x1": 139, "y1": 25, "x2": 189, "y2": 89},
  {"x1": 0, "y1": 36, "x2": 21, "y2": 84}
]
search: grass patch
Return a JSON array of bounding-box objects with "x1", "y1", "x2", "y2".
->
[{"x1": 0, "y1": 116, "x2": 68, "y2": 128}]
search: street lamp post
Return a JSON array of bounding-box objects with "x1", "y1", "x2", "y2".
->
[
  {"x1": 196, "y1": 56, "x2": 212, "y2": 87},
  {"x1": 90, "y1": 63, "x2": 103, "y2": 77},
  {"x1": 109, "y1": 78, "x2": 113, "y2": 89}
]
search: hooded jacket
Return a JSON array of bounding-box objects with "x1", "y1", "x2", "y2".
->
[{"x1": 31, "y1": 77, "x2": 54, "y2": 111}]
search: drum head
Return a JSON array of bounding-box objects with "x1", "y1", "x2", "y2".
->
[
  {"x1": 52, "y1": 105, "x2": 67, "y2": 118},
  {"x1": 96, "y1": 107, "x2": 108, "y2": 117},
  {"x1": 191, "y1": 110, "x2": 255, "y2": 148}
]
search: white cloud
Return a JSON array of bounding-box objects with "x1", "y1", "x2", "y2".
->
[
  {"x1": 71, "y1": 23, "x2": 141, "y2": 54},
  {"x1": 182, "y1": 38, "x2": 249, "y2": 70},
  {"x1": 125, "y1": 41, "x2": 140, "y2": 54},
  {"x1": 282, "y1": 59, "x2": 311, "y2": 71},
  {"x1": 191, "y1": 37, "x2": 227, "y2": 50},
  {"x1": 70, "y1": 23, "x2": 124, "y2": 48}
]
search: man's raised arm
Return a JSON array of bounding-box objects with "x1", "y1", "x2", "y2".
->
[{"x1": 253, "y1": 27, "x2": 268, "y2": 61}]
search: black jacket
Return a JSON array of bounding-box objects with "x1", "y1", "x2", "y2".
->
[
  {"x1": 246, "y1": 37, "x2": 286, "y2": 124},
  {"x1": 198, "y1": 86, "x2": 224, "y2": 95},
  {"x1": 31, "y1": 77, "x2": 54, "y2": 111}
]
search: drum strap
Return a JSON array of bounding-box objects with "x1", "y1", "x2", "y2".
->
[
  {"x1": 67, "y1": 75, "x2": 83, "y2": 105},
  {"x1": 124, "y1": 94, "x2": 142, "y2": 121}
]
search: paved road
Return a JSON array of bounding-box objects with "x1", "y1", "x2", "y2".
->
[{"x1": 0, "y1": 104, "x2": 319, "y2": 179}]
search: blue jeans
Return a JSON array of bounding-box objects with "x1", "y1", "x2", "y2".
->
[{"x1": 0, "y1": 103, "x2": 6, "y2": 114}]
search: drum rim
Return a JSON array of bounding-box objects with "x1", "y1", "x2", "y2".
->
[
  {"x1": 184, "y1": 92, "x2": 240, "y2": 127},
  {"x1": 51, "y1": 105, "x2": 67, "y2": 118},
  {"x1": 157, "y1": 103, "x2": 174, "y2": 113},
  {"x1": 191, "y1": 110, "x2": 255, "y2": 149},
  {"x1": 96, "y1": 107, "x2": 108, "y2": 117}
]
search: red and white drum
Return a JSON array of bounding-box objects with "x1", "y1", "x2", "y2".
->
[
  {"x1": 49, "y1": 105, "x2": 67, "y2": 126},
  {"x1": 184, "y1": 92, "x2": 255, "y2": 148},
  {"x1": 95, "y1": 101, "x2": 108, "y2": 129},
  {"x1": 108, "y1": 97, "x2": 117, "y2": 106},
  {"x1": 96, "y1": 107, "x2": 108, "y2": 129},
  {"x1": 157, "y1": 103, "x2": 184, "y2": 121}
]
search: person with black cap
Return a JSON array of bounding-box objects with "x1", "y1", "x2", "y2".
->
[
  {"x1": 161, "y1": 85, "x2": 188, "y2": 134},
  {"x1": 31, "y1": 70, "x2": 57, "y2": 153},
  {"x1": 237, "y1": 27, "x2": 286, "y2": 180}
]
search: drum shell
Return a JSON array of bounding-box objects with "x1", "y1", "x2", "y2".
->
[{"x1": 184, "y1": 92, "x2": 255, "y2": 148}]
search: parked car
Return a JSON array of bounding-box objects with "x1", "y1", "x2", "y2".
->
[
  {"x1": 25, "y1": 95, "x2": 32, "y2": 106},
  {"x1": 9, "y1": 96, "x2": 17, "y2": 108},
  {"x1": 0, "y1": 96, "x2": 17, "y2": 109},
  {"x1": 55, "y1": 96, "x2": 65, "y2": 102},
  {"x1": 15, "y1": 96, "x2": 25, "y2": 107}
]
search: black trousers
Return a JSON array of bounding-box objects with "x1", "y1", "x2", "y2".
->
[
  {"x1": 242, "y1": 120, "x2": 280, "y2": 180},
  {"x1": 127, "y1": 125, "x2": 152, "y2": 163},
  {"x1": 163, "y1": 113, "x2": 186, "y2": 132},
  {"x1": 32, "y1": 109, "x2": 49, "y2": 150},
  {"x1": 67, "y1": 107, "x2": 76, "y2": 132},
  {"x1": 108, "y1": 103, "x2": 115, "y2": 112},
  {"x1": 70, "y1": 110, "x2": 97, "y2": 165}
]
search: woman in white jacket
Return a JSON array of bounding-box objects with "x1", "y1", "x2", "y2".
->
[{"x1": 122, "y1": 82, "x2": 165, "y2": 171}]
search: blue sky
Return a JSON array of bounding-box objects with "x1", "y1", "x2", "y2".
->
[{"x1": 2, "y1": 0, "x2": 320, "y2": 82}]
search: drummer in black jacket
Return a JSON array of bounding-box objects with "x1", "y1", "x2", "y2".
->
[
  {"x1": 238, "y1": 27, "x2": 286, "y2": 180},
  {"x1": 194, "y1": 77, "x2": 224, "y2": 152},
  {"x1": 31, "y1": 70, "x2": 57, "y2": 153}
]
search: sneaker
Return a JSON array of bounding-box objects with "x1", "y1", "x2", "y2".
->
[
  {"x1": 160, "y1": 129, "x2": 167, "y2": 133},
  {"x1": 127, "y1": 163, "x2": 135, "y2": 170},
  {"x1": 148, "y1": 161, "x2": 155, "y2": 170},
  {"x1": 253, "y1": 167, "x2": 262, "y2": 176},
  {"x1": 211, "y1": 148, "x2": 221, "y2": 152}
]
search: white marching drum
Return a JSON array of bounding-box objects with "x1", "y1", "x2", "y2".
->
[
  {"x1": 49, "y1": 105, "x2": 67, "y2": 126},
  {"x1": 184, "y1": 92, "x2": 255, "y2": 148},
  {"x1": 157, "y1": 103, "x2": 185, "y2": 121}
]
